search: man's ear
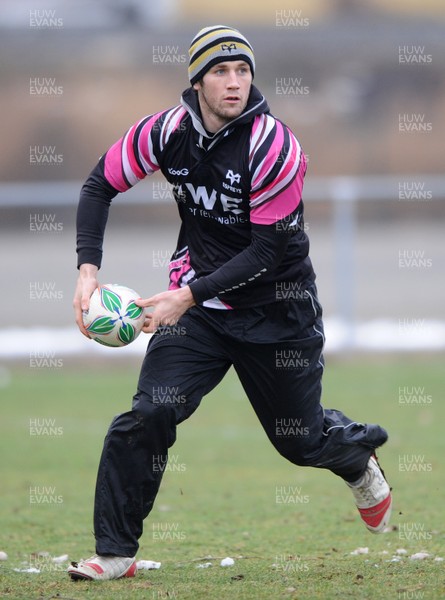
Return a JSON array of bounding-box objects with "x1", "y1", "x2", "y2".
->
[{"x1": 193, "y1": 80, "x2": 202, "y2": 91}]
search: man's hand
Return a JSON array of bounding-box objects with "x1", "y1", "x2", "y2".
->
[
  {"x1": 136, "y1": 287, "x2": 195, "y2": 333},
  {"x1": 73, "y1": 263, "x2": 99, "y2": 337}
]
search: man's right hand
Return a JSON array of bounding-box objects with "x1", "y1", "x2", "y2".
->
[{"x1": 73, "y1": 263, "x2": 99, "y2": 338}]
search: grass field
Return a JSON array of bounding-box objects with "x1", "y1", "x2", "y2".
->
[{"x1": 0, "y1": 354, "x2": 444, "y2": 599}]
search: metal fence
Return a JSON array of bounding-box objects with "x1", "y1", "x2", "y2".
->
[{"x1": 1, "y1": 175, "x2": 443, "y2": 350}]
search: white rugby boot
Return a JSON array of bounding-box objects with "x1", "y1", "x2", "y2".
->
[
  {"x1": 346, "y1": 455, "x2": 392, "y2": 533},
  {"x1": 67, "y1": 554, "x2": 137, "y2": 580}
]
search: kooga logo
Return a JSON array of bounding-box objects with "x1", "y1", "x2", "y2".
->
[{"x1": 168, "y1": 167, "x2": 189, "y2": 176}]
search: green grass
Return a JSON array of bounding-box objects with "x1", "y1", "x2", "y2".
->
[{"x1": 0, "y1": 354, "x2": 444, "y2": 599}]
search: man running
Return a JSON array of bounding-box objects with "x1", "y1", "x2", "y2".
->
[{"x1": 69, "y1": 25, "x2": 392, "y2": 581}]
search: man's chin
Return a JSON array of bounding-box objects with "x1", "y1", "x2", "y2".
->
[{"x1": 219, "y1": 106, "x2": 245, "y2": 122}]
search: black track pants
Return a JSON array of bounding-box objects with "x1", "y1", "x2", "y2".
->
[{"x1": 93, "y1": 290, "x2": 388, "y2": 556}]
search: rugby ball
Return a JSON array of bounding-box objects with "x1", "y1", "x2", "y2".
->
[{"x1": 83, "y1": 283, "x2": 145, "y2": 347}]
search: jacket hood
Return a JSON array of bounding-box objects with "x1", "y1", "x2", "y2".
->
[{"x1": 180, "y1": 84, "x2": 269, "y2": 139}]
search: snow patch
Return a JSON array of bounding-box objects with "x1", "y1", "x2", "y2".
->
[
  {"x1": 136, "y1": 560, "x2": 161, "y2": 570},
  {"x1": 1, "y1": 318, "x2": 445, "y2": 360}
]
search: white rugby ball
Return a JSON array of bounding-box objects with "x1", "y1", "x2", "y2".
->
[{"x1": 83, "y1": 283, "x2": 145, "y2": 347}]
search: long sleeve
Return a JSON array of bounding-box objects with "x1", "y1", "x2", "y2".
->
[
  {"x1": 189, "y1": 221, "x2": 293, "y2": 303},
  {"x1": 76, "y1": 106, "x2": 186, "y2": 269},
  {"x1": 76, "y1": 156, "x2": 118, "y2": 268}
]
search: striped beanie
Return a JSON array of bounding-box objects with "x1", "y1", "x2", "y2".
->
[{"x1": 188, "y1": 25, "x2": 255, "y2": 85}]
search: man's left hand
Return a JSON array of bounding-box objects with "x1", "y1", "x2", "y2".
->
[{"x1": 136, "y1": 286, "x2": 196, "y2": 333}]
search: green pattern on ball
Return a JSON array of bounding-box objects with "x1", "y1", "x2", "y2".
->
[
  {"x1": 126, "y1": 301, "x2": 143, "y2": 320},
  {"x1": 118, "y1": 323, "x2": 136, "y2": 345},
  {"x1": 101, "y1": 286, "x2": 122, "y2": 313},
  {"x1": 87, "y1": 316, "x2": 115, "y2": 335}
]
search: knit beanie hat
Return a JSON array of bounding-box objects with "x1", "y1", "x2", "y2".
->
[{"x1": 188, "y1": 25, "x2": 255, "y2": 85}]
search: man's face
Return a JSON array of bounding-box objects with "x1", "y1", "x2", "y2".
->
[{"x1": 193, "y1": 60, "x2": 252, "y2": 132}]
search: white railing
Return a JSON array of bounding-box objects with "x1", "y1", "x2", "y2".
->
[
  {"x1": 1, "y1": 175, "x2": 443, "y2": 207},
  {"x1": 1, "y1": 175, "x2": 443, "y2": 350}
]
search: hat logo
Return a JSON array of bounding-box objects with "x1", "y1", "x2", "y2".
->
[{"x1": 221, "y1": 42, "x2": 237, "y2": 53}]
